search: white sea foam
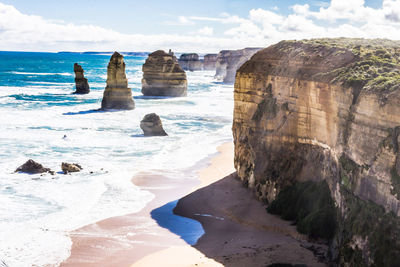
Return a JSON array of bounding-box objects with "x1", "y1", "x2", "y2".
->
[{"x1": 0, "y1": 69, "x2": 233, "y2": 266}]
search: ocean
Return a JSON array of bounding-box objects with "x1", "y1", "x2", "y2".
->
[{"x1": 0, "y1": 51, "x2": 233, "y2": 266}]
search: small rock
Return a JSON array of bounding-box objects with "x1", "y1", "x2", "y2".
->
[
  {"x1": 15, "y1": 159, "x2": 53, "y2": 174},
  {"x1": 140, "y1": 113, "x2": 168, "y2": 136},
  {"x1": 61, "y1": 162, "x2": 82, "y2": 174}
]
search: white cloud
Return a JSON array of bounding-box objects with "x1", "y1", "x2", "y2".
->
[
  {"x1": 1, "y1": 1, "x2": 400, "y2": 53},
  {"x1": 197, "y1": 26, "x2": 213, "y2": 36}
]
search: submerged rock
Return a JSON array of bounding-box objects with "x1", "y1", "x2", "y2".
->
[
  {"x1": 178, "y1": 53, "x2": 203, "y2": 71},
  {"x1": 142, "y1": 50, "x2": 187, "y2": 97},
  {"x1": 215, "y1": 48, "x2": 261, "y2": 83},
  {"x1": 73, "y1": 63, "x2": 90, "y2": 94},
  {"x1": 61, "y1": 162, "x2": 82, "y2": 174},
  {"x1": 140, "y1": 113, "x2": 168, "y2": 136},
  {"x1": 101, "y1": 52, "x2": 135, "y2": 110},
  {"x1": 15, "y1": 159, "x2": 53, "y2": 174},
  {"x1": 203, "y1": 54, "x2": 218, "y2": 70}
]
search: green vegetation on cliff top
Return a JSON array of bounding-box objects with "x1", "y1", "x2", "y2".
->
[{"x1": 292, "y1": 38, "x2": 400, "y2": 92}]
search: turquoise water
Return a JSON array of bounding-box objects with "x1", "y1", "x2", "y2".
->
[{"x1": 0, "y1": 52, "x2": 233, "y2": 266}]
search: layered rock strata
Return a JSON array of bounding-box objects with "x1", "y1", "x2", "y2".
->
[
  {"x1": 61, "y1": 162, "x2": 82, "y2": 174},
  {"x1": 101, "y1": 52, "x2": 135, "y2": 110},
  {"x1": 233, "y1": 38, "x2": 400, "y2": 265},
  {"x1": 215, "y1": 48, "x2": 261, "y2": 84},
  {"x1": 140, "y1": 113, "x2": 168, "y2": 136},
  {"x1": 73, "y1": 63, "x2": 90, "y2": 94},
  {"x1": 178, "y1": 53, "x2": 203, "y2": 71},
  {"x1": 203, "y1": 54, "x2": 218, "y2": 70},
  {"x1": 142, "y1": 50, "x2": 187, "y2": 97}
]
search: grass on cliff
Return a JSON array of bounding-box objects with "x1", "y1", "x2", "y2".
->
[
  {"x1": 302, "y1": 38, "x2": 400, "y2": 93},
  {"x1": 267, "y1": 180, "x2": 336, "y2": 240}
]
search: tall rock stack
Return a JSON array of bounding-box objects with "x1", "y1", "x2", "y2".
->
[
  {"x1": 203, "y1": 54, "x2": 218, "y2": 70},
  {"x1": 178, "y1": 53, "x2": 203, "y2": 71},
  {"x1": 215, "y1": 48, "x2": 261, "y2": 84},
  {"x1": 142, "y1": 50, "x2": 187, "y2": 97},
  {"x1": 101, "y1": 52, "x2": 135, "y2": 110},
  {"x1": 73, "y1": 63, "x2": 90, "y2": 94}
]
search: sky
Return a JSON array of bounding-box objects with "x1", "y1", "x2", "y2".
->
[{"x1": 0, "y1": 0, "x2": 399, "y2": 52}]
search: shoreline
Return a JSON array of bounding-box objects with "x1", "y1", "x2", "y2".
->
[{"x1": 61, "y1": 142, "x2": 234, "y2": 266}]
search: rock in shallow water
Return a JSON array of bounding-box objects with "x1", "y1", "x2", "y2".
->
[
  {"x1": 101, "y1": 52, "x2": 135, "y2": 110},
  {"x1": 15, "y1": 159, "x2": 54, "y2": 174},
  {"x1": 61, "y1": 162, "x2": 82, "y2": 174},
  {"x1": 73, "y1": 63, "x2": 90, "y2": 94},
  {"x1": 141, "y1": 50, "x2": 187, "y2": 97},
  {"x1": 140, "y1": 113, "x2": 168, "y2": 136}
]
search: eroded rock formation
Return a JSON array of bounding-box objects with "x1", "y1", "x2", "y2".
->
[
  {"x1": 15, "y1": 159, "x2": 54, "y2": 175},
  {"x1": 178, "y1": 53, "x2": 203, "y2": 71},
  {"x1": 140, "y1": 113, "x2": 168, "y2": 136},
  {"x1": 203, "y1": 54, "x2": 218, "y2": 70},
  {"x1": 101, "y1": 52, "x2": 135, "y2": 110},
  {"x1": 73, "y1": 63, "x2": 90, "y2": 94},
  {"x1": 215, "y1": 48, "x2": 261, "y2": 84},
  {"x1": 233, "y1": 38, "x2": 400, "y2": 265},
  {"x1": 142, "y1": 50, "x2": 187, "y2": 97}
]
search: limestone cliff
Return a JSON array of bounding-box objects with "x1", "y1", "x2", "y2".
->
[
  {"x1": 203, "y1": 54, "x2": 218, "y2": 70},
  {"x1": 101, "y1": 52, "x2": 135, "y2": 110},
  {"x1": 178, "y1": 53, "x2": 203, "y2": 71},
  {"x1": 73, "y1": 63, "x2": 90, "y2": 94},
  {"x1": 142, "y1": 50, "x2": 187, "y2": 97},
  {"x1": 215, "y1": 48, "x2": 261, "y2": 84},
  {"x1": 233, "y1": 38, "x2": 400, "y2": 265}
]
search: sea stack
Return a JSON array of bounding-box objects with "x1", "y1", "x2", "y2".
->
[
  {"x1": 142, "y1": 50, "x2": 187, "y2": 97},
  {"x1": 73, "y1": 63, "x2": 90, "y2": 94},
  {"x1": 215, "y1": 48, "x2": 261, "y2": 84},
  {"x1": 178, "y1": 53, "x2": 203, "y2": 71},
  {"x1": 101, "y1": 52, "x2": 135, "y2": 110},
  {"x1": 140, "y1": 113, "x2": 168, "y2": 136},
  {"x1": 203, "y1": 54, "x2": 218, "y2": 70}
]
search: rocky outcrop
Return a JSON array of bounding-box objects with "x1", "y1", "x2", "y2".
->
[
  {"x1": 178, "y1": 53, "x2": 203, "y2": 71},
  {"x1": 101, "y1": 52, "x2": 135, "y2": 110},
  {"x1": 203, "y1": 54, "x2": 218, "y2": 70},
  {"x1": 15, "y1": 159, "x2": 54, "y2": 174},
  {"x1": 140, "y1": 113, "x2": 168, "y2": 136},
  {"x1": 233, "y1": 38, "x2": 400, "y2": 265},
  {"x1": 215, "y1": 48, "x2": 261, "y2": 84},
  {"x1": 73, "y1": 63, "x2": 90, "y2": 94},
  {"x1": 61, "y1": 162, "x2": 82, "y2": 174},
  {"x1": 142, "y1": 50, "x2": 187, "y2": 97}
]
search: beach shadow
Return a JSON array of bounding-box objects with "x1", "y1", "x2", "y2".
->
[
  {"x1": 150, "y1": 200, "x2": 204, "y2": 245},
  {"x1": 62, "y1": 109, "x2": 124, "y2": 115}
]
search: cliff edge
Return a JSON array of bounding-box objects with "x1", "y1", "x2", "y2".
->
[{"x1": 233, "y1": 38, "x2": 400, "y2": 265}]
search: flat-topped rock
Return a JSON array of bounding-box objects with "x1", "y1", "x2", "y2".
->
[
  {"x1": 203, "y1": 54, "x2": 218, "y2": 70},
  {"x1": 178, "y1": 53, "x2": 203, "y2": 71},
  {"x1": 140, "y1": 113, "x2": 167, "y2": 136},
  {"x1": 73, "y1": 63, "x2": 90, "y2": 94},
  {"x1": 142, "y1": 50, "x2": 187, "y2": 97},
  {"x1": 215, "y1": 47, "x2": 261, "y2": 84},
  {"x1": 101, "y1": 52, "x2": 135, "y2": 110},
  {"x1": 61, "y1": 162, "x2": 82, "y2": 174}
]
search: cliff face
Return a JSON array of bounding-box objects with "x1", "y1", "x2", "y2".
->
[
  {"x1": 215, "y1": 48, "x2": 261, "y2": 84},
  {"x1": 73, "y1": 63, "x2": 90, "y2": 94},
  {"x1": 101, "y1": 52, "x2": 135, "y2": 110},
  {"x1": 233, "y1": 39, "x2": 400, "y2": 265},
  {"x1": 142, "y1": 50, "x2": 187, "y2": 97},
  {"x1": 178, "y1": 53, "x2": 203, "y2": 71},
  {"x1": 203, "y1": 54, "x2": 218, "y2": 70}
]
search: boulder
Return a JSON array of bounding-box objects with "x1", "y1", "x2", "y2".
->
[
  {"x1": 203, "y1": 54, "x2": 218, "y2": 70},
  {"x1": 73, "y1": 63, "x2": 90, "y2": 94},
  {"x1": 178, "y1": 53, "x2": 203, "y2": 71},
  {"x1": 101, "y1": 52, "x2": 135, "y2": 110},
  {"x1": 15, "y1": 159, "x2": 53, "y2": 174},
  {"x1": 142, "y1": 50, "x2": 187, "y2": 97},
  {"x1": 140, "y1": 113, "x2": 168, "y2": 136},
  {"x1": 61, "y1": 162, "x2": 82, "y2": 174}
]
